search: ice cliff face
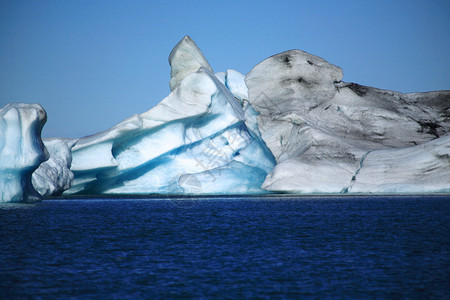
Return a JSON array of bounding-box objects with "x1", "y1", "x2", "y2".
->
[
  {"x1": 63, "y1": 37, "x2": 275, "y2": 195},
  {"x1": 246, "y1": 50, "x2": 450, "y2": 193},
  {"x1": 0, "y1": 103, "x2": 49, "y2": 202}
]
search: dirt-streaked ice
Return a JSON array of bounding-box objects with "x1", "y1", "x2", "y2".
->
[{"x1": 246, "y1": 50, "x2": 449, "y2": 193}]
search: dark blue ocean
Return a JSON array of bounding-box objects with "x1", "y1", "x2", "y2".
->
[{"x1": 1, "y1": 195, "x2": 449, "y2": 299}]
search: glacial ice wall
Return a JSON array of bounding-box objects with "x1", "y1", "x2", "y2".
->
[
  {"x1": 0, "y1": 103, "x2": 49, "y2": 202},
  {"x1": 246, "y1": 50, "x2": 450, "y2": 193}
]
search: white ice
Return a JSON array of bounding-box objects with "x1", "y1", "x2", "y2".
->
[
  {"x1": 348, "y1": 136, "x2": 450, "y2": 193},
  {"x1": 246, "y1": 49, "x2": 450, "y2": 193},
  {"x1": 32, "y1": 138, "x2": 77, "y2": 196},
  {"x1": 63, "y1": 36, "x2": 275, "y2": 195},
  {"x1": 0, "y1": 103, "x2": 49, "y2": 202}
]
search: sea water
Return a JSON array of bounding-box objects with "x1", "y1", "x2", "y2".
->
[{"x1": 1, "y1": 195, "x2": 449, "y2": 298}]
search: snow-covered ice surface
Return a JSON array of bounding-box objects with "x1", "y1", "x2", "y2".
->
[
  {"x1": 63, "y1": 36, "x2": 275, "y2": 195},
  {"x1": 0, "y1": 103, "x2": 49, "y2": 202},
  {"x1": 246, "y1": 50, "x2": 450, "y2": 193}
]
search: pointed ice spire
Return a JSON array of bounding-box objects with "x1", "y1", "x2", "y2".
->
[{"x1": 168, "y1": 35, "x2": 213, "y2": 91}]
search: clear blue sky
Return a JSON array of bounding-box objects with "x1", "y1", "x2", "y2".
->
[{"x1": 1, "y1": 0, "x2": 449, "y2": 138}]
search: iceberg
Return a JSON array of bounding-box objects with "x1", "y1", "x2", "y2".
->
[
  {"x1": 63, "y1": 36, "x2": 275, "y2": 195},
  {"x1": 0, "y1": 103, "x2": 49, "y2": 202},
  {"x1": 2, "y1": 36, "x2": 448, "y2": 198},
  {"x1": 246, "y1": 50, "x2": 450, "y2": 193}
]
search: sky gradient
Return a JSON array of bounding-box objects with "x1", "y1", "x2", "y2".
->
[{"x1": 1, "y1": 0, "x2": 449, "y2": 138}]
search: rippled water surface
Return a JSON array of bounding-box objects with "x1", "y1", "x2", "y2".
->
[{"x1": 1, "y1": 195, "x2": 449, "y2": 298}]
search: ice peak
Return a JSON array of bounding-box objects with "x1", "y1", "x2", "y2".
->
[{"x1": 169, "y1": 35, "x2": 213, "y2": 91}]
